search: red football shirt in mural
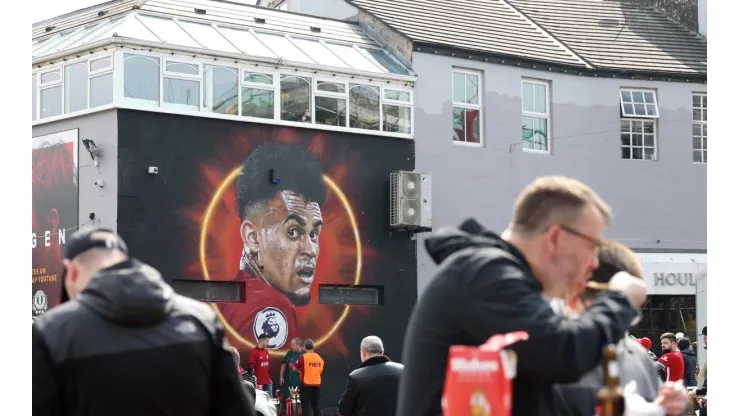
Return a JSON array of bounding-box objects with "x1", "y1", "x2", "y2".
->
[{"x1": 218, "y1": 271, "x2": 299, "y2": 350}]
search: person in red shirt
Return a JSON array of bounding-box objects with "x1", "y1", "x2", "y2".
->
[
  {"x1": 248, "y1": 334, "x2": 273, "y2": 396},
  {"x1": 218, "y1": 142, "x2": 326, "y2": 351},
  {"x1": 658, "y1": 332, "x2": 685, "y2": 382}
]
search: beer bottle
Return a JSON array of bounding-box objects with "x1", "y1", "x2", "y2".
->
[{"x1": 594, "y1": 344, "x2": 624, "y2": 416}]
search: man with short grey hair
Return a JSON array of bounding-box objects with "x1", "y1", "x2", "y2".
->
[
  {"x1": 360, "y1": 335, "x2": 384, "y2": 356},
  {"x1": 338, "y1": 335, "x2": 403, "y2": 416}
]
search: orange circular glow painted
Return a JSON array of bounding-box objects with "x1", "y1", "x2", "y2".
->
[{"x1": 199, "y1": 167, "x2": 363, "y2": 357}]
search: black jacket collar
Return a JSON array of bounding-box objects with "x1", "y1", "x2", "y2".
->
[{"x1": 358, "y1": 355, "x2": 390, "y2": 369}]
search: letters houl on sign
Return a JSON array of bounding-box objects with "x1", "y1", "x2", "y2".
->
[{"x1": 653, "y1": 272, "x2": 696, "y2": 287}]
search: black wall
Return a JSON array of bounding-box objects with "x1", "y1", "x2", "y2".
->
[{"x1": 116, "y1": 109, "x2": 417, "y2": 406}]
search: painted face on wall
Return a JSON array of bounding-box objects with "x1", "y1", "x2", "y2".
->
[{"x1": 243, "y1": 190, "x2": 323, "y2": 306}]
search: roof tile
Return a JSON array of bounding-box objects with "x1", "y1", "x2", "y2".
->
[
  {"x1": 350, "y1": 0, "x2": 588, "y2": 67},
  {"x1": 350, "y1": 0, "x2": 706, "y2": 75}
]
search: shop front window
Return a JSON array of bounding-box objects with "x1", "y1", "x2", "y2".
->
[{"x1": 631, "y1": 295, "x2": 697, "y2": 355}]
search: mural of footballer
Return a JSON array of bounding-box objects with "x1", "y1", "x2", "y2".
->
[{"x1": 218, "y1": 142, "x2": 327, "y2": 350}]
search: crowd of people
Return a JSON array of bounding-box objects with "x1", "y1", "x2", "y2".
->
[{"x1": 31, "y1": 175, "x2": 708, "y2": 416}]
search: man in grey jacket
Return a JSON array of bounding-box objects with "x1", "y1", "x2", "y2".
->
[{"x1": 554, "y1": 240, "x2": 687, "y2": 416}]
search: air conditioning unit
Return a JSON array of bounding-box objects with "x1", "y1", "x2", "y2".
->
[{"x1": 390, "y1": 171, "x2": 432, "y2": 232}]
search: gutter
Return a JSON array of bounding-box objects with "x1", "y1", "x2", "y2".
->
[
  {"x1": 413, "y1": 43, "x2": 707, "y2": 84},
  {"x1": 32, "y1": 36, "x2": 418, "y2": 84}
]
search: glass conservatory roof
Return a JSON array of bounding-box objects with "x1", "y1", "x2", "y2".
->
[{"x1": 32, "y1": 10, "x2": 411, "y2": 76}]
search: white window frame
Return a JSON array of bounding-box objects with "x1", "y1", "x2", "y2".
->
[
  {"x1": 202, "y1": 64, "x2": 239, "y2": 115},
  {"x1": 89, "y1": 55, "x2": 114, "y2": 109},
  {"x1": 619, "y1": 88, "x2": 659, "y2": 161},
  {"x1": 620, "y1": 119, "x2": 658, "y2": 161},
  {"x1": 452, "y1": 68, "x2": 483, "y2": 147},
  {"x1": 161, "y1": 56, "x2": 201, "y2": 112},
  {"x1": 279, "y1": 71, "x2": 315, "y2": 124},
  {"x1": 692, "y1": 92, "x2": 707, "y2": 164},
  {"x1": 39, "y1": 67, "x2": 62, "y2": 87},
  {"x1": 314, "y1": 77, "x2": 349, "y2": 127},
  {"x1": 348, "y1": 81, "x2": 383, "y2": 132},
  {"x1": 32, "y1": 73, "x2": 37, "y2": 121},
  {"x1": 521, "y1": 79, "x2": 551, "y2": 154},
  {"x1": 619, "y1": 88, "x2": 660, "y2": 119},
  {"x1": 64, "y1": 61, "x2": 90, "y2": 113},
  {"x1": 89, "y1": 55, "x2": 113, "y2": 76},
  {"x1": 120, "y1": 50, "x2": 163, "y2": 108},
  {"x1": 35, "y1": 48, "x2": 415, "y2": 139},
  {"x1": 38, "y1": 66, "x2": 64, "y2": 119},
  {"x1": 381, "y1": 85, "x2": 413, "y2": 135},
  {"x1": 241, "y1": 68, "x2": 278, "y2": 120},
  {"x1": 34, "y1": 51, "x2": 115, "y2": 120}
]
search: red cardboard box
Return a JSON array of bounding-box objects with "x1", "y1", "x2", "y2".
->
[{"x1": 442, "y1": 331, "x2": 529, "y2": 416}]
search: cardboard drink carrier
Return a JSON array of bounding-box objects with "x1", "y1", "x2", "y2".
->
[{"x1": 442, "y1": 331, "x2": 529, "y2": 416}]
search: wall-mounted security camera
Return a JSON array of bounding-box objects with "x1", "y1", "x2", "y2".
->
[
  {"x1": 82, "y1": 139, "x2": 101, "y2": 167},
  {"x1": 93, "y1": 179, "x2": 105, "y2": 188},
  {"x1": 148, "y1": 166, "x2": 159, "y2": 175}
]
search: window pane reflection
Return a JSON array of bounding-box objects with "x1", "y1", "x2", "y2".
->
[
  {"x1": 124, "y1": 54, "x2": 160, "y2": 102},
  {"x1": 40, "y1": 86, "x2": 62, "y2": 118},
  {"x1": 204, "y1": 65, "x2": 238, "y2": 115},
  {"x1": 64, "y1": 63, "x2": 88, "y2": 113},
  {"x1": 453, "y1": 107, "x2": 480, "y2": 143},
  {"x1": 90, "y1": 73, "x2": 113, "y2": 108},
  {"x1": 315, "y1": 96, "x2": 346, "y2": 126},
  {"x1": 383, "y1": 105, "x2": 411, "y2": 134},
  {"x1": 163, "y1": 78, "x2": 199, "y2": 109},
  {"x1": 242, "y1": 88, "x2": 274, "y2": 119},
  {"x1": 349, "y1": 84, "x2": 379, "y2": 130},
  {"x1": 281, "y1": 75, "x2": 311, "y2": 122}
]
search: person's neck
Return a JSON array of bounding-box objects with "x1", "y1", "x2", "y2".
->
[
  {"x1": 503, "y1": 230, "x2": 549, "y2": 293},
  {"x1": 364, "y1": 353, "x2": 382, "y2": 362}
]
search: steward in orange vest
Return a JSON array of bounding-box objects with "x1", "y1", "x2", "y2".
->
[{"x1": 295, "y1": 339, "x2": 324, "y2": 416}]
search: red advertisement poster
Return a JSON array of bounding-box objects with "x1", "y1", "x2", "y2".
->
[{"x1": 32, "y1": 129, "x2": 78, "y2": 316}]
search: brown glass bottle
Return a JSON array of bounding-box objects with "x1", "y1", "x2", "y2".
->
[{"x1": 594, "y1": 344, "x2": 624, "y2": 416}]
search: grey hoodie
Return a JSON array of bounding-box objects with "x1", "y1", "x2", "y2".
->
[{"x1": 551, "y1": 301, "x2": 663, "y2": 415}]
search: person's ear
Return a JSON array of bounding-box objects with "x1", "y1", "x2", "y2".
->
[
  {"x1": 240, "y1": 219, "x2": 260, "y2": 253},
  {"x1": 544, "y1": 225, "x2": 562, "y2": 257},
  {"x1": 62, "y1": 259, "x2": 77, "y2": 297}
]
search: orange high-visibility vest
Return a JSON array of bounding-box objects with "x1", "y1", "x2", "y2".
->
[{"x1": 301, "y1": 352, "x2": 324, "y2": 386}]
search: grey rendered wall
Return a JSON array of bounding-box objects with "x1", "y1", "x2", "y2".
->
[
  {"x1": 32, "y1": 110, "x2": 118, "y2": 231},
  {"x1": 412, "y1": 52, "x2": 707, "y2": 293}
]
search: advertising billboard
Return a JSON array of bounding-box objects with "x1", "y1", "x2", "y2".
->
[{"x1": 32, "y1": 129, "x2": 79, "y2": 316}]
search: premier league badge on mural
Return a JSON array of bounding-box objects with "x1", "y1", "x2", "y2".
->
[
  {"x1": 33, "y1": 289, "x2": 48, "y2": 315},
  {"x1": 253, "y1": 307, "x2": 289, "y2": 349}
]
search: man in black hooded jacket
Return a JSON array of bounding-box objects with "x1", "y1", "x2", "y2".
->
[
  {"x1": 32, "y1": 228, "x2": 255, "y2": 416},
  {"x1": 397, "y1": 176, "x2": 647, "y2": 416}
]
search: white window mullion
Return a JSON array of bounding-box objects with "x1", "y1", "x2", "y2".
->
[
  {"x1": 273, "y1": 74, "x2": 279, "y2": 120},
  {"x1": 199, "y1": 63, "x2": 205, "y2": 112},
  {"x1": 112, "y1": 51, "x2": 124, "y2": 104},
  {"x1": 237, "y1": 74, "x2": 242, "y2": 117}
]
